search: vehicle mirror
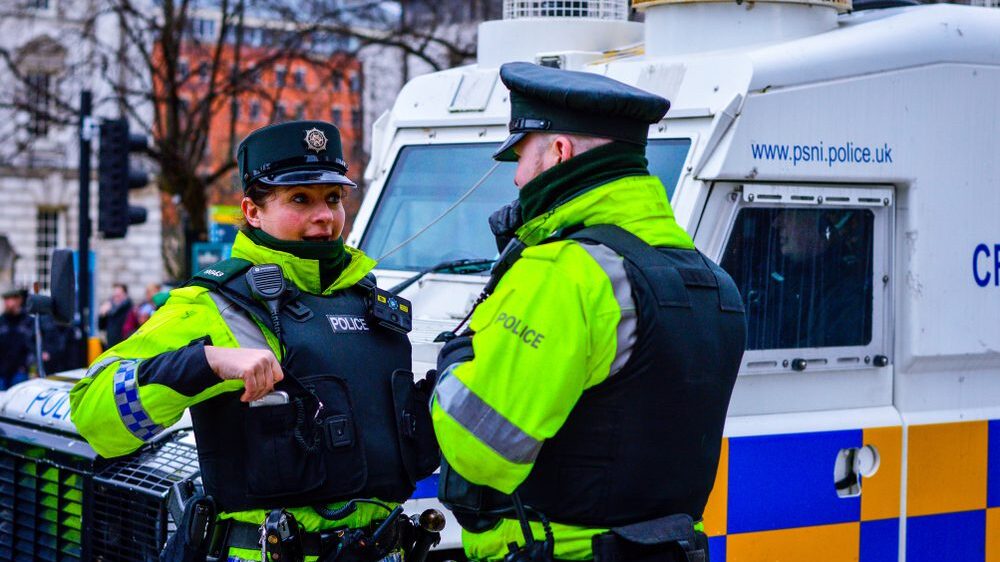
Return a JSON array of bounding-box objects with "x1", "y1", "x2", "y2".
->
[
  {"x1": 49, "y1": 249, "x2": 77, "y2": 326},
  {"x1": 26, "y1": 249, "x2": 77, "y2": 326}
]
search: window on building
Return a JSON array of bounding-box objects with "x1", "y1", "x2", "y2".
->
[
  {"x1": 330, "y1": 107, "x2": 342, "y2": 125},
  {"x1": 351, "y1": 109, "x2": 362, "y2": 131},
  {"x1": 35, "y1": 208, "x2": 62, "y2": 291},
  {"x1": 294, "y1": 68, "x2": 306, "y2": 89},
  {"x1": 275, "y1": 67, "x2": 286, "y2": 88},
  {"x1": 29, "y1": 0, "x2": 49, "y2": 8},
  {"x1": 250, "y1": 101, "x2": 261, "y2": 121},
  {"x1": 26, "y1": 72, "x2": 52, "y2": 137},
  {"x1": 719, "y1": 207, "x2": 875, "y2": 350},
  {"x1": 198, "y1": 61, "x2": 209, "y2": 83},
  {"x1": 348, "y1": 73, "x2": 361, "y2": 92},
  {"x1": 192, "y1": 18, "x2": 216, "y2": 40},
  {"x1": 178, "y1": 59, "x2": 190, "y2": 81},
  {"x1": 331, "y1": 71, "x2": 342, "y2": 91},
  {"x1": 275, "y1": 102, "x2": 286, "y2": 122},
  {"x1": 295, "y1": 103, "x2": 306, "y2": 120},
  {"x1": 245, "y1": 27, "x2": 263, "y2": 47}
]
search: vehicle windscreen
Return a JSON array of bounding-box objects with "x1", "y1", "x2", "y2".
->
[
  {"x1": 361, "y1": 139, "x2": 691, "y2": 271},
  {"x1": 360, "y1": 144, "x2": 517, "y2": 271}
]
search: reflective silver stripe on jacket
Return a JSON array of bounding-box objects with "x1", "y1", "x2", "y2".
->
[
  {"x1": 578, "y1": 242, "x2": 637, "y2": 376},
  {"x1": 113, "y1": 359, "x2": 165, "y2": 442},
  {"x1": 85, "y1": 355, "x2": 122, "y2": 378},
  {"x1": 435, "y1": 368, "x2": 543, "y2": 465},
  {"x1": 209, "y1": 292, "x2": 269, "y2": 349}
]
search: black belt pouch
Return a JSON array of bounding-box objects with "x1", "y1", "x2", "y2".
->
[{"x1": 592, "y1": 514, "x2": 708, "y2": 562}]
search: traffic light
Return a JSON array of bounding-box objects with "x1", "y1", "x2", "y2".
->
[{"x1": 98, "y1": 119, "x2": 149, "y2": 239}]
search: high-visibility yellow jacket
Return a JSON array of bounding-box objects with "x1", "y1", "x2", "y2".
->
[
  {"x1": 431, "y1": 174, "x2": 699, "y2": 561},
  {"x1": 69, "y1": 232, "x2": 392, "y2": 561}
]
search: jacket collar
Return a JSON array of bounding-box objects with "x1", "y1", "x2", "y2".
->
[
  {"x1": 230, "y1": 231, "x2": 376, "y2": 294},
  {"x1": 515, "y1": 174, "x2": 695, "y2": 250}
]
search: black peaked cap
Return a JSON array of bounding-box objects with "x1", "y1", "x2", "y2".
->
[
  {"x1": 494, "y1": 62, "x2": 670, "y2": 161},
  {"x1": 237, "y1": 120, "x2": 356, "y2": 192}
]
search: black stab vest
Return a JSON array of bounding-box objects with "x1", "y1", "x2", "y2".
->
[
  {"x1": 189, "y1": 261, "x2": 438, "y2": 513},
  {"x1": 441, "y1": 225, "x2": 746, "y2": 528}
]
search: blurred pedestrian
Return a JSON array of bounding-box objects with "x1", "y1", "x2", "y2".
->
[
  {"x1": 0, "y1": 288, "x2": 33, "y2": 389},
  {"x1": 38, "y1": 313, "x2": 81, "y2": 374},
  {"x1": 98, "y1": 283, "x2": 133, "y2": 348},
  {"x1": 133, "y1": 283, "x2": 162, "y2": 327}
]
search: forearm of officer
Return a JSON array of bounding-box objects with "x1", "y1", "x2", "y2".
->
[
  {"x1": 70, "y1": 288, "x2": 246, "y2": 458},
  {"x1": 71, "y1": 347, "x2": 244, "y2": 458}
]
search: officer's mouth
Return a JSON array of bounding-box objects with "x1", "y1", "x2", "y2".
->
[{"x1": 302, "y1": 234, "x2": 334, "y2": 242}]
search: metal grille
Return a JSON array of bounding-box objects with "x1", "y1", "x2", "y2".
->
[
  {"x1": 0, "y1": 454, "x2": 85, "y2": 561},
  {"x1": 503, "y1": 0, "x2": 629, "y2": 19},
  {"x1": 91, "y1": 439, "x2": 200, "y2": 561}
]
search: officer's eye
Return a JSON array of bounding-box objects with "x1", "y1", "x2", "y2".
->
[
  {"x1": 290, "y1": 193, "x2": 309, "y2": 204},
  {"x1": 327, "y1": 193, "x2": 342, "y2": 205}
]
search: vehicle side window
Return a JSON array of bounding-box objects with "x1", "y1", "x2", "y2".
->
[{"x1": 720, "y1": 207, "x2": 874, "y2": 350}]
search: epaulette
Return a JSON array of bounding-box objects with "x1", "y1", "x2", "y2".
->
[
  {"x1": 357, "y1": 272, "x2": 377, "y2": 291},
  {"x1": 186, "y1": 258, "x2": 254, "y2": 290}
]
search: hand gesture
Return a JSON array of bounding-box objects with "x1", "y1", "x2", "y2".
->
[{"x1": 204, "y1": 346, "x2": 284, "y2": 402}]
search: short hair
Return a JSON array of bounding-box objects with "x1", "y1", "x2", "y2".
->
[{"x1": 537, "y1": 132, "x2": 614, "y2": 155}]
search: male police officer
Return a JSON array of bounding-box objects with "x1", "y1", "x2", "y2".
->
[{"x1": 431, "y1": 63, "x2": 747, "y2": 561}]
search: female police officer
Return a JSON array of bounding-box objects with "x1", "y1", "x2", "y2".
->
[{"x1": 71, "y1": 121, "x2": 438, "y2": 561}]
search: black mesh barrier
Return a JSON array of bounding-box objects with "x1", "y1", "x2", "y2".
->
[
  {"x1": 0, "y1": 421, "x2": 200, "y2": 562},
  {"x1": 92, "y1": 440, "x2": 201, "y2": 561},
  {"x1": 0, "y1": 454, "x2": 85, "y2": 561}
]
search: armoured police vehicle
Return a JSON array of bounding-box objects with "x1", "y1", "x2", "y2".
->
[
  {"x1": 1, "y1": 0, "x2": 999, "y2": 560},
  {"x1": 347, "y1": 0, "x2": 1000, "y2": 559}
]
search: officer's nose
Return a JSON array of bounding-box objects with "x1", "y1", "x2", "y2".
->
[{"x1": 312, "y1": 202, "x2": 335, "y2": 224}]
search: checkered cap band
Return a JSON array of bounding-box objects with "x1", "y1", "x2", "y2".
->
[{"x1": 113, "y1": 360, "x2": 165, "y2": 442}]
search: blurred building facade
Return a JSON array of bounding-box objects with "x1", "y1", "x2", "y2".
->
[
  {"x1": 161, "y1": 13, "x2": 367, "y2": 239},
  {"x1": 0, "y1": 0, "x2": 163, "y2": 307}
]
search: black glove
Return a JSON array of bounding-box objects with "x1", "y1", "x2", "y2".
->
[
  {"x1": 488, "y1": 199, "x2": 523, "y2": 253},
  {"x1": 437, "y1": 333, "x2": 475, "y2": 374}
]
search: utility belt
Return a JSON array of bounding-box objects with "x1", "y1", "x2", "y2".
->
[
  {"x1": 202, "y1": 504, "x2": 445, "y2": 562},
  {"x1": 206, "y1": 518, "x2": 393, "y2": 561},
  {"x1": 207, "y1": 518, "x2": 331, "y2": 559},
  {"x1": 498, "y1": 503, "x2": 706, "y2": 562},
  {"x1": 589, "y1": 514, "x2": 707, "y2": 562}
]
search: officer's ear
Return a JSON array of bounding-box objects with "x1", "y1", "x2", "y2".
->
[
  {"x1": 241, "y1": 196, "x2": 263, "y2": 229},
  {"x1": 550, "y1": 135, "x2": 575, "y2": 165}
]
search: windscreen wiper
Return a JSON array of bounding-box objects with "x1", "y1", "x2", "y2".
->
[{"x1": 389, "y1": 258, "x2": 495, "y2": 295}]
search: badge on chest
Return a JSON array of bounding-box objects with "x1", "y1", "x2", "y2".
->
[{"x1": 327, "y1": 314, "x2": 370, "y2": 333}]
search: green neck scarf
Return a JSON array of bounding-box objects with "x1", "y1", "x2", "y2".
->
[
  {"x1": 518, "y1": 141, "x2": 650, "y2": 222},
  {"x1": 243, "y1": 228, "x2": 352, "y2": 290}
]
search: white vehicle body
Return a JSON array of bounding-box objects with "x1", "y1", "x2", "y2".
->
[{"x1": 346, "y1": 1, "x2": 1000, "y2": 558}]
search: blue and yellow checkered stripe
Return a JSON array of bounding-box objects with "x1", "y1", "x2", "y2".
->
[{"x1": 703, "y1": 420, "x2": 1000, "y2": 562}]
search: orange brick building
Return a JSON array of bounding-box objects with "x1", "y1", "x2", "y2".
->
[{"x1": 156, "y1": 25, "x2": 367, "y2": 244}]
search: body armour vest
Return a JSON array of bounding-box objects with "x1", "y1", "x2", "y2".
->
[
  {"x1": 441, "y1": 225, "x2": 746, "y2": 528},
  {"x1": 189, "y1": 260, "x2": 438, "y2": 513}
]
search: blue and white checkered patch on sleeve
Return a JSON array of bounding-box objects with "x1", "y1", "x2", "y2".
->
[{"x1": 113, "y1": 360, "x2": 165, "y2": 442}]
